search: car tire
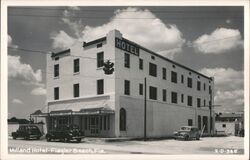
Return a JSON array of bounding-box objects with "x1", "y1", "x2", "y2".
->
[
  {"x1": 184, "y1": 135, "x2": 189, "y2": 141},
  {"x1": 76, "y1": 138, "x2": 81, "y2": 143},
  {"x1": 196, "y1": 135, "x2": 200, "y2": 140},
  {"x1": 46, "y1": 137, "x2": 51, "y2": 142}
]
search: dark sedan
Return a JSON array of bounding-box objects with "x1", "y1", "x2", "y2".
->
[
  {"x1": 173, "y1": 126, "x2": 201, "y2": 140},
  {"x1": 46, "y1": 125, "x2": 84, "y2": 143},
  {"x1": 12, "y1": 125, "x2": 43, "y2": 140}
]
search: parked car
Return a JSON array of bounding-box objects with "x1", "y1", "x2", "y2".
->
[
  {"x1": 12, "y1": 125, "x2": 43, "y2": 140},
  {"x1": 173, "y1": 126, "x2": 200, "y2": 140},
  {"x1": 46, "y1": 125, "x2": 84, "y2": 143}
]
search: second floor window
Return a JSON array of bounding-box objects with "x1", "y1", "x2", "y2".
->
[
  {"x1": 74, "y1": 59, "x2": 80, "y2": 73},
  {"x1": 97, "y1": 79, "x2": 104, "y2": 95},
  {"x1": 162, "y1": 68, "x2": 166, "y2": 80},
  {"x1": 73, "y1": 84, "x2": 79, "y2": 97},
  {"x1": 149, "y1": 86, "x2": 157, "y2": 100},
  {"x1": 139, "y1": 83, "x2": 143, "y2": 95},
  {"x1": 149, "y1": 62, "x2": 157, "y2": 77},
  {"x1": 163, "y1": 89, "x2": 167, "y2": 102},
  {"x1": 188, "y1": 96, "x2": 192, "y2": 106},
  {"x1": 54, "y1": 64, "x2": 59, "y2": 77},
  {"x1": 139, "y1": 58, "x2": 143, "y2": 70},
  {"x1": 171, "y1": 92, "x2": 178, "y2": 104},
  {"x1": 124, "y1": 53, "x2": 130, "y2": 68},
  {"x1": 54, "y1": 87, "x2": 59, "y2": 100},
  {"x1": 124, "y1": 80, "x2": 130, "y2": 95},
  {"x1": 171, "y1": 71, "x2": 177, "y2": 83},
  {"x1": 181, "y1": 75, "x2": 184, "y2": 83},
  {"x1": 97, "y1": 52, "x2": 104, "y2": 68},
  {"x1": 197, "y1": 81, "x2": 201, "y2": 91},
  {"x1": 187, "y1": 77, "x2": 192, "y2": 88},
  {"x1": 197, "y1": 98, "x2": 201, "y2": 108}
]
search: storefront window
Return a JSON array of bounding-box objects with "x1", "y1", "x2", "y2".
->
[{"x1": 120, "y1": 108, "x2": 126, "y2": 131}]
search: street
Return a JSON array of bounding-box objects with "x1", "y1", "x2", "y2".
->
[{"x1": 8, "y1": 136, "x2": 244, "y2": 154}]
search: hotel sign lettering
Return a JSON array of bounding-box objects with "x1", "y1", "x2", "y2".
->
[{"x1": 115, "y1": 38, "x2": 139, "y2": 56}]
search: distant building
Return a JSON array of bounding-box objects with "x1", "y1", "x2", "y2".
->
[
  {"x1": 33, "y1": 30, "x2": 215, "y2": 138},
  {"x1": 215, "y1": 112, "x2": 244, "y2": 136}
]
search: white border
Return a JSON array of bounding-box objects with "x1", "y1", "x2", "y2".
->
[{"x1": 1, "y1": 0, "x2": 249, "y2": 160}]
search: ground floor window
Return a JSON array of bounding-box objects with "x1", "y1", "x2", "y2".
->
[
  {"x1": 188, "y1": 119, "x2": 193, "y2": 126},
  {"x1": 120, "y1": 108, "x2": 126, "y2": 131},
  {"x1": 198, "y1": 115, "x2": 201, "y2": 130},
  {"x1": 51, "y1": 116, "x2": 72, "y2": 129},
  {"x1": 203, "y1": 116, "x2": 208, "y2": 133}
]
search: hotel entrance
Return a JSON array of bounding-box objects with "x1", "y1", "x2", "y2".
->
[{"x1": 90, "y1": 116, "x2": 99, "y2": 136}]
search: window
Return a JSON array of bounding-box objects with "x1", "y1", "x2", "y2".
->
[
  {"x1": 188, "y1": 119, "x2": 193, "y2": 126},
  {"x1": 209, "y1": 85, "x2": 212, "y2": 94},
  {"x1": 124, "y1": 53, "x2": 130, "y2": 68},
  {"x1": 54, "y1": 87, "x2": 59, "y2": 100},
  {"x1": 149, "y1": 62, "x2": 157, "y2": 77},
  {"x1": 100, "y1": 116, "x2": 102, "y2": 130},
  {"x1": 162, "y1": 68, "x2": 166, "y2": 80},
  {"x1": 97, "y1": 43, "x2": 102, "y2": 48},
  {"x1": 55, "y1": 57, "x2": 59, "y2": 61},
  {"x1": 149, "y1": 86, "x2": 157, "y2": 100},
  {"x1": 104, "y1": 116, "x2": 107, "y2": 130},
  {"x1": 198, "y1": 115, "x2": 201, "y2": 130},
  {"x1": 97, "y1": 52, "x2": 104, "y2": 68},
  {"x1": 171, "y1": 92, "x2": 178, "y2": 104},
  {"x1": 204, "y1": 99, "x2": 206, "y2": 107},
  {"x1": 187, "y1": 96, "x2": 192, "y2": 106},
  {"x1": 222, "y1": 124, "x2": 226, "y2": 128},
  {"x1": 139, "y1": 58, "x2": 143, "y2": 70},
  {"x1": 124, "y1": 80, "x2": 130, "y2": 95},
  {"x1": 187, "y1": 77, "x2": 192, "y2": 88},
  {"x1": 197, "y1": 98, "x2": 201, "y2": 108},
  {"x1": 73, "y1": 84, "x2": 79, "y2": 97},
  {"x1": 197, "y1": 81, "x2": 201, "y2": 91},
  {"x1": 163, "y1": 89, "x2": 167, "y2": 102},
  {"x1": 204, "y1": 83, "x2": 206, "y2": 91},
  {"x1": 74, "y1": 59, "x2": 80, "y2": 73},
  {"x1": 97, "y1": 79, "x2": 104, "y2": 95},
  {"x1": 120, "y1": 108, "x2": 126, "y2": 131},
  {"x1": 54, "y1": 64, "x2": 59, "y2": 77},
  {"x1": 181, "y1": 75, "x2": 184, "y2": 83},
  {"x1": 171, "y1": 71, "x2": 177, "y2": 83},
  {"x1": 181, "y1": 94, "x2": 184, "y2": 103},
  {"x1": 139, "y1": 83, "x2": 143, "y2": 95}
]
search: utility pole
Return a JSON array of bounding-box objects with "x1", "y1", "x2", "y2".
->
[{"x1": 144, "y1": 77, "x2": 147, "y2": 141}]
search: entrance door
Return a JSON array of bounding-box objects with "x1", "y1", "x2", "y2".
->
[{"x1": 90, "y1": 116, "x2": 99, "y2": 136}]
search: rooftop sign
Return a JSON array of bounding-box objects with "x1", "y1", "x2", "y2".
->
[{"x1": 115, "y1": 38, "x2": 139, "y2": 56}]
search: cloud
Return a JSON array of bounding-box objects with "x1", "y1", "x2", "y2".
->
[
  {"x1": 8, "y1": 34, "x2": 18, "y2": 48},
  {"x1": 31, "y1": 87, "x2": 47, "y2": 96},
  {"x1": 12, "y1": 98, "x2": 23, "y2": 104},
  {"x1": 8, "y1": 55, "x2": 42, "y2": 85},
  {"x1": 51, "y1": 7, "x2": 185, "y2": 59},
  {"x1": 193, "y1": 28, "x2": 243, "y2": 54},
  {"x1": 199, "y1": 67, "x2": 244, "y2": 112},
  {"x1": 50, "y1": 30, "x2": 76, "y2": 50}
]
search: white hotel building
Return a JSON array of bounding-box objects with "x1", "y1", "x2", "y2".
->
[{"x1": 39, "y1": 30, "x2": 215, "y2": 138}]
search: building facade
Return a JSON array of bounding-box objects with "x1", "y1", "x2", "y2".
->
[{"x1": 41, "y1": 30, "x2": 214, "y2": 138}]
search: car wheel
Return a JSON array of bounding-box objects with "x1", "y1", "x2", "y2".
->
[
  {"x1": 76, "y1": 138, "x2": 81, "y2": 143},
  {"x1": 196, "y1": 135, "x2": 200, "y2": 140},
  {"x1": 184, "y1": 135, "x2": 189, "y2": 141},
  {"x1": 46, "y1": 137, "x2": 51, "y2": 142}
]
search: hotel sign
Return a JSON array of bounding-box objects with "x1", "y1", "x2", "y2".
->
[{"x1": 115, "y1": 38, "x2": 139, "y2": 56}]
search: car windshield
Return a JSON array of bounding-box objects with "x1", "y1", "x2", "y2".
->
[{"x1": 180, "y1": 127, "x2": 191, "y2": 131}]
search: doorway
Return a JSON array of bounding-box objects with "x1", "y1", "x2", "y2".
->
[{"x1": 90, "y1": 116, "x2": 99, "y2": 136}]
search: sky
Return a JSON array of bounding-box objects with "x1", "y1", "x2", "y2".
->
[{"x1": 7, "y1": 6, "x2": 244, "y2": 119}]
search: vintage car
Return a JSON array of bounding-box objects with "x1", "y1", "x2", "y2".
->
[
  {"x1": 12, "y1": 125, "x2": 43, "y2": 140},
  {"x1": 173, "y1": 126, "x2": 200, "y2": 140},
  {"x1": 46, "y1": 125, "x2": 84, "y2": 143}
]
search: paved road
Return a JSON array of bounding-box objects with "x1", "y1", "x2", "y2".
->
[{"x1": 8, "y1": 136, "x2": 244, "y2": 154}]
